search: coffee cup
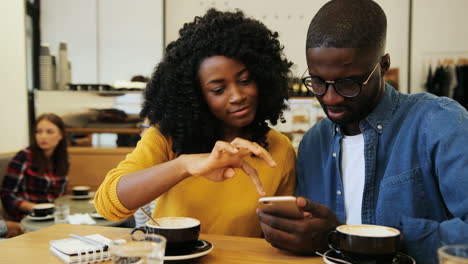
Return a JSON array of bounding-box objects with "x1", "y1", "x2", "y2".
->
[
  {"x1": 328, "y1": 224, "x2": 400, "y2": 263},
  {"x1": 131, "y1": 217, "x2": 200, "y2": 256},
  {"x1": 438, "y1": 245, "x2": 468, "y2": 264},
  {"x1": 32, "y1": 203, "x2": 55, "y2": 217},
  {"x1": 72, "y1": 186, "x2": 90, "y2": 196}
]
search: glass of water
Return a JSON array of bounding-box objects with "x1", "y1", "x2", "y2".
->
[
  {"x1": 111, "y1": 234, "x2": 166, "y2": 264},
  {"x1": 438, "y1": 245, "x2": 468, "y2": 264},
  {"x1": 54, "y1": 203, "x2": 70, "y2": 224}
]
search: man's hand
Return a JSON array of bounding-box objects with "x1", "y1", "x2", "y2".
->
[
  {"x1": 5, "y1": 221, "x2": 25, "y2": 238},
  {"x1": 257, "y1": 197, "x2": 342, "y2": 254}
]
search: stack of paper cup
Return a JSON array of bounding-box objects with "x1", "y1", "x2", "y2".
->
[
  {"x1": 39, "y1": 44, "x2": 57, "y2": 90},
  {"x1": 58, "y1": 42, "x2": 71, "y2": 90},
  {"x1": 67, "y1": 61, "x2": 72, "y2": 89}
]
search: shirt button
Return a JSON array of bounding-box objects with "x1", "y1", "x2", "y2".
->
[
  {"x1": 337, "y1": 190, "x2": 342, "y2": 195},
  {"x1": 377, "y1": 124, "x2": 383, "y2": 130},
  {"x1": 332, "y1": 152, "x2": 337, "y2": 158}
]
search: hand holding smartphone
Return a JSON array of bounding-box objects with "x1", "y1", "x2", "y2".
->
[{"x1": 258, "y1": 196, "x2": 303, "y2": 219}]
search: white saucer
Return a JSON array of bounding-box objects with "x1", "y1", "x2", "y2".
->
[
  {"x1": 164, "y1": 239, "x2": 213, "y2": 261},
  {"x1": 322, "y1": 250, "x2": 416, "y2": 264},
  {"x1": 70, "y1": 194, "x2": 93, "y2": 200},
  {"x1": 26, "y1": 214, "x2": 54, "y2": 221},
  {"x1": 90, "y1": 212, "x2": 105, "y2": 219}
]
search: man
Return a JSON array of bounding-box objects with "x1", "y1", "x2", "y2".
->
[
  {"x1": 0, "y1": 219, "x2": 24, "y2": 238},
  {"x1": 257, "y1": 0, "x2": 468, "y2": 263}
]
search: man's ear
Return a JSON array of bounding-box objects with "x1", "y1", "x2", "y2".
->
[{"x1": 380, "y1": 53, "x2": 391, "y2": 76}]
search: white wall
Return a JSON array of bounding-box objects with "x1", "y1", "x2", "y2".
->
[
  {"x1": 377, "y1": 0, "x2": 410, "y2": 93},
  {"x1": 411, "y1": 0, "x2": 468, "y2": 93},
  {"x1": 41, "y1": 0, "x2": 98, "y2": 83},
  {"x1": 0, "y1": 1, "x2": 29, "y2": 153},
  {"x1": 41, "y1": 0, "x2": 164, "y2": 84},
  {"x1": 98, "y1": 0, "x2": 164, "y2": 83},
  {"x1": 165, "y1": 0, "x2": 410, "y2": 93},
  {"x1": 165, "y1": 0, "x2": 328, "y2": 78}
]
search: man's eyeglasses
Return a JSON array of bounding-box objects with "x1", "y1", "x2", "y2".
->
[{"x1": 301, "y1": 60, "x2": 381, "y2": 98}]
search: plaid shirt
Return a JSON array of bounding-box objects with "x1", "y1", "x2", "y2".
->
[{"x1": 0, "y1": 148, "x2": 67, "y2": 221}]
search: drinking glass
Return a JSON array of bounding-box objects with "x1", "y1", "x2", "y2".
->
[
  {"x1": 111, "y1": 234, "x2": 166, "y2": 264},
  {"x1": 438, "y1": 245, "x2": 468, "y2": 264},
  {"x1": 54, "y1": 203, "x2": 70, "y2": 224}
]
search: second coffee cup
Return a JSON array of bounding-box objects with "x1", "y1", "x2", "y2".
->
[
  {"x1": 131, "y1": 217, "x2": 200, "y2": 256},
  {"x1": 328, "y1": 224, "x2": 400, "y2": 263},
  {"x1": 32, "y1": 203, "x2": 55, "y2": 217},
  {"x1": 72, "y1": 186, "x2": 90, "y2": 196}
]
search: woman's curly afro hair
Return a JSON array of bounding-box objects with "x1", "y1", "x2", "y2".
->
[{"x1": 141, "y1": 8, "x2": 293, "y2": 155}]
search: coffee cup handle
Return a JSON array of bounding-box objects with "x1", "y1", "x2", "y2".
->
[
  {"x1": 130, "y1": 227, "x2": 148, "y2": 241},
  {"x1": 327, "y1": 230, "x2": 342, "y2": 254}
]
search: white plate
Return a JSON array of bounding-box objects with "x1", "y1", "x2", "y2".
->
[
  {"x1": 322, "y1": 250, "x2": 416, "y2": 264},
  {"x1": 70, "y1": 194, "x2": 93, "y2": 200},
  {"x1": 164, "y1": 239, "x2": 213, "y2": 261},
  {"x1": 90, "y1": 212, "x2": 105, "y2": 219},
  {"x1": 26, "y1": 214, "x2": 54, "y2": 221},
  {"x1": 322, "y1": 250, "x2": 348, "y2": 264}
]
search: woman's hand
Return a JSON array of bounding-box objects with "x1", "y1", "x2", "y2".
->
[
  {"x1": 19, "y1": 200, "x2": 36, "y2": 213},
  {"x1": 184, "y1": 138, "x2": 277, "y2": 195},
  {"x1": 5, "y1": 221, "x2": 25, "y2": 238}
]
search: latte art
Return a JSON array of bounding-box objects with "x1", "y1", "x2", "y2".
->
[{"x1": 338, "y1": 225, "x2": 400, "y2": 237}]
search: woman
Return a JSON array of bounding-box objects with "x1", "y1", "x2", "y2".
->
[
  {"x1": 1, "y1": 113, "x2": 69, "y2": 221},
  {"x1": 95, "y1": 9, "x2": 296, "y2": 237}
]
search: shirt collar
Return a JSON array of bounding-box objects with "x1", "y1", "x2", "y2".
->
[{"x1": 362, "y1": 83, "x2": 400, "y2": 134}]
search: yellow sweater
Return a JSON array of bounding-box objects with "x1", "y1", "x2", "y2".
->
[{"x1": 94, "y1": 127, "x2": 296, "y2": 237}]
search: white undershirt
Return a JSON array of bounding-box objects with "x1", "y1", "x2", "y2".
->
[{"x1": 340, "y1": 133, "x2": 365, "y2": 225}]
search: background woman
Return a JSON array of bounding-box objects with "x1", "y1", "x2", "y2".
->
[
  {"x1": 1, "y1": 113, "x2": 69, "y2": 221},
  {"x1": 95, "y1": 9, "x2": 296, "y2": 237}
]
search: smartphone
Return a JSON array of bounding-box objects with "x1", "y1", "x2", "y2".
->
[{"x1": 258, "y1": 196, "x2": 303, "y2": 219}]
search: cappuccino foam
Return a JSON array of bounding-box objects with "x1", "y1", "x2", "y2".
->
[
  {"x1": 33, "y1": 203, "x2": 55, "y2": 209},
  {"x1": 147, "y1": 217, "x2": 199, "y2": 229},
  {"x1": 338, "y1": 225, "x2": 399, "y2": 237},
  {"x1": 73, "y1": 186, "x2": 90, "y2": 190}
]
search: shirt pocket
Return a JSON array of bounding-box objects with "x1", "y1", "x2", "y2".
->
[{"x1": 376, "y1": 168, "x2": 428, "y2": 226}]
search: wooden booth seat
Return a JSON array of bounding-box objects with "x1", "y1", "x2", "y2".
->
[
  {"x1": 0, "y1": 152, "x2": 15, "y2": 219},
  {"x1": 67, "y1": 147, "x2": 133, "y2": 192},
  {"x1": 1, "y1": 148, "x2": 132, "y2": 216}
]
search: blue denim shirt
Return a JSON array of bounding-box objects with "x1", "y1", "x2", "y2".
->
[{"x1": 296, "y1": 84, "x2": 468, "y2": 264}]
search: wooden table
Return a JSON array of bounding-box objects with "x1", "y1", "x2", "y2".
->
[
  {"x1": 20, "y1": 195, "x2": 129, "y2": 231},
  {"x1": 0, "y1": 224, "x2": 323, "y2": 263}
]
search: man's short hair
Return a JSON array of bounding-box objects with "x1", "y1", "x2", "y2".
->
[{"x1": 306, "y1": 0, "x2": 387, "y2": 50}]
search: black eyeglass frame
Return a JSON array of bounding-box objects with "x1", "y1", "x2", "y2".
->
[{"x1": 301, "y1": 59, "x2": 381, "y2": 98}]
